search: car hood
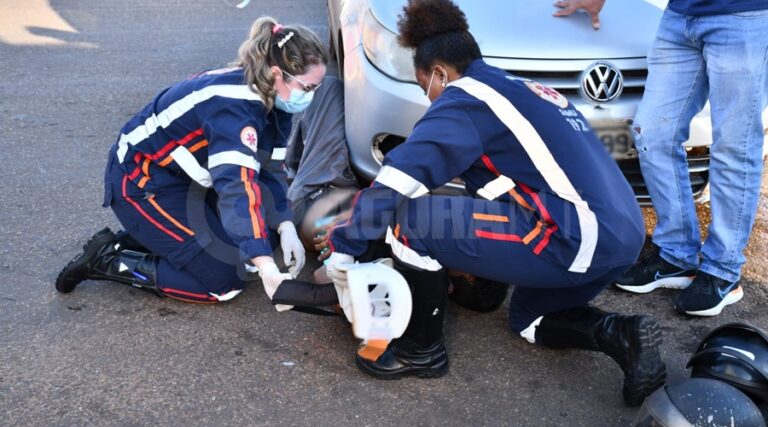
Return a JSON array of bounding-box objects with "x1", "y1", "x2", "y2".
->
[{"x1": 369, "y1": 0, "x2": 665, "y2": 60}]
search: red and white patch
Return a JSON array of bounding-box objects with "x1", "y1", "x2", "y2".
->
[
  {"x1": 240, "y1": 126, "x2": 258, "y2": 152},
  {"x1": 525, "y1": 80, "x2": 569, "y2": 109}
]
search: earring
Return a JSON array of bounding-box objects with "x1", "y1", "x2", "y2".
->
[{"x1": 441, "y1": 80, "x2": 447, "y2": 88}]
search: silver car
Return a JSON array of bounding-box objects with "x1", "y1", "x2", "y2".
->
[{"x1": 327, "y1": 0, "x2": 725, "y2": 204}]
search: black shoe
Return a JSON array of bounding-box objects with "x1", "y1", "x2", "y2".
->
[
  {"x1": 615, "y1": 245, "x2": 696, "y2": 294},
  {"x1": 56, "y1": 228, "x2": 117, "y2": 293},
  {"x1": 674, "y1": 272, "x2": 743, "y2": 316},
  {"x1": 536, "y1": 306, "x2": 667, "y2": 407},
  {"x1": 354, "y1": 338, "x2": 448, "y2": 379}
]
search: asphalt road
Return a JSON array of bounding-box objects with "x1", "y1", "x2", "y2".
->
[{"x1": 1, "y1": 1, "x2": 767, "y2": 426}]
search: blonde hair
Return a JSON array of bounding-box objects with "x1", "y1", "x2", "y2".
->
[{"x1": 234, "y1": 16, "x2": 328, "y2": 110}]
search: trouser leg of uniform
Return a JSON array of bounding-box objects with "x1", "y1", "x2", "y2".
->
[
  {"x1": 353, "y1": 257, "x2": 450, "y2": 379},
  {"x1": 107, "y1": 169, "x2": 247, "y2": 303}
]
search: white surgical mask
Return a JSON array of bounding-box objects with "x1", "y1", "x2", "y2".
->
[{"x1": 275, "y1": 88, "x2": 314, "y2": 114}]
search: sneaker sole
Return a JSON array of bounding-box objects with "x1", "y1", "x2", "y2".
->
[
  {"x1": 55, "y1": 229, "x2": 115, "y2": 293},
  {"x1": 354, "y1": 356, "x2": 449, "y2": 380},
  {"x1": 623, "y1": 316, "x2": 667, "y2": 407},
  {"x1": 615, "y1": 276, "x2": 694, "y2": 294},
  {"x1": 684, "y1": 287, "x2": 744, "y2": 317}
]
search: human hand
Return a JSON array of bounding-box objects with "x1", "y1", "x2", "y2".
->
[
  {"x1": 255, "y1": 261, "x2": 294, "y2": 312},
  {"x1": 553, "y1": 0, "x2": 606, "y2": 30},
  {"x1": 278, "y1": 221, "x2": 305, "y2": 278},
  {"x1": 312, "y1": 211, "x2": 351, "y2": 261}
]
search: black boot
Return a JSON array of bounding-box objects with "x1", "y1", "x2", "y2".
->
[
  {"x1": 354, "y1": 259, "x2": 449, "y2": 379},
  {"x1": 534, "y1": 306, "x2": 666, "y2": 407},
  {"x1": 56, "y1": 228, "x2": 160, "y2": 294}
]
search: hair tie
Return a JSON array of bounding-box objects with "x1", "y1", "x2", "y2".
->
[
  {"x1": 277, "y1": 31, "x2": 295, "y2": 48},
  {"x1": 272, "y1": 24, "x2": 284, "y2": 34}
]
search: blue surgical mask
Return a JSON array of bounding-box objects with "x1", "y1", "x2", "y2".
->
[{"x1": 275, "y1": 88, "x2": 314, "y2": 114}]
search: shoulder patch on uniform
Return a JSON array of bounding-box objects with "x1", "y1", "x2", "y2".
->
[
  {"x1": 240, "y1": 126, "x2": 258, "y2": 152},
  {"x1": 524, "y1": 80, "x2": 569, "y2": 109}
]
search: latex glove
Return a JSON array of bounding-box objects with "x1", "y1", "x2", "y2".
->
[
  {"x1": 278, "y1": 221, "x2": 305, "y2": 278},
  {"x1": 326, "y1": 252, "x2": 355, "y2": 322},
  {"x1": 257, "y1": 262, "x2": 294, "y2": 312}
]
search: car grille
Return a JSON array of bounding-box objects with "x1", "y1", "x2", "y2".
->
[
  {"x1": 617, "y1": 149, "x2": 710, "y2": 206},
  {"x1": 506, "y1": 69, "x2": 648, "y2": 97}
]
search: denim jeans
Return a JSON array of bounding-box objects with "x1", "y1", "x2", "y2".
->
[{"x1": 633, "y1": 8, "x2": 768, "y2": 282}]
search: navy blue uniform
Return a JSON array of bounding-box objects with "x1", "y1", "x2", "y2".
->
[
  {"x1": 329, "y1": 60, "x2": 644, "y2": 331},
  {"x1": 103, "y1": 67, "x2": 292, "y2": 303}
]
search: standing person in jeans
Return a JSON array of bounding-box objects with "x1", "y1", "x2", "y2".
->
[{"x1": 556, "y1": 0, "x2": 768, "y2": 316}]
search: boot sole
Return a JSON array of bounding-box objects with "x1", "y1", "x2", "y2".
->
[
  {"x1": 354, "y1": 356, "x2": 449, "y2": 380},
  {"x1": 614, "y1": 276, "x2": 694, "y2": 294},
  {"x1": 683, "y1": 287, "x2": 743, "y2": 317},
  {"x1": 55, "y1": 229, "x2": 116, "y2": 293},
  {"x1": 623, "y1": 316, "x2": 667, "y2": 407}
]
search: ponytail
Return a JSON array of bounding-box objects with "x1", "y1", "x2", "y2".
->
[{"x1": 235, "y1": 16, "x2": 328, "y2": 110}]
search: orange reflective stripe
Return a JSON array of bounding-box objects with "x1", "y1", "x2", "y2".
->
[
  {"x1": 241, "y1": 167, "x2": 262, "y2": 239},
  {"x1": 357, "y1": 339, "x2": 389, "y2": 362},
  {"x1": 394, "y1": 224, "x2": 401, "y2": 239},
  {"x1": 137, "y1": 176, "x2": 149, "y2": 189},
  {"x1": 158, "y1": 156, "x2": 174, "y2": 167},
  {"x1": 472, "y1": 213, "x2": 509, "y2": 223},
  {"x1": 509, "y1": 188, "x2": 535, "y2": 211},
  {"x1": 522, "y1": 221, "x2": 545, "y2": 245},
  {"x1": 146, "y1": 196, "x2": 195, "y2": 237},
  {"x1": 141, "y1": 158, "x2": 150, "y2": 176},
  {"x1": 188, "y1": 139, "x2": 208, "y2": 153}
]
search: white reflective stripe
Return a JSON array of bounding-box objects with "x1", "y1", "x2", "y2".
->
[
  {"x1": 208, "y1": 151, "x2": 260, "y2": 171},
  {"x1": 519, "y1": 316, "x2": 543, "y2": 344},
  {"x1": 116, "y1": 84, "x2": 262, "y2": 162},
  {"x1": 209, "y1": 289, "x2": 243, "y2": 302},
  {"x1": 384, "y1": 227, "x2": 442, "y2": 271},
  {"x1": 375, "y1": 165, "x2": 429, "y2": 198},
  {"x1": 271, "y1": 147, "x2": 287, "y2": 161},
  {"x1": 170, "y1": 146, "x2": 213, "y2": 188},
  {"x1": 477, "y1": 175, "x2": 516, "y2": 200},
  {"x1": 450, "y1": 77, "x2": 598, "y2": 273}
]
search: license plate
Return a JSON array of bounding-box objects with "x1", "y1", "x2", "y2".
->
[{"x1": 592, "y1": 121, "x2": 637, "y2": 159}]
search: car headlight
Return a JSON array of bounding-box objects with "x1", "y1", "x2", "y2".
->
[{"x1": 362, "y1": 9, "x2": 417, "y2": 83}]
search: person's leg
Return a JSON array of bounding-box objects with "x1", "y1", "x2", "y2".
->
[
  {"x1": 633, "y1": 9, "x2": 710, "y2": 271},
  {"x1": 58, "y1": 170, "x2": 246, "y2": 303},
  {"x1": 697, "y1": 11, "x2": 768, "y2": 282},
  {"x1": 510, "y1": 267, "x2": 666, "y2": 407},
  {"x1": 674, "y1": 10, "x2": 768, "y2": 315}
]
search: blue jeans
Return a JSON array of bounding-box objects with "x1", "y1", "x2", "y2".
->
[{"x1": 633, "y1": 8, "x2": 768, "y2": 282}]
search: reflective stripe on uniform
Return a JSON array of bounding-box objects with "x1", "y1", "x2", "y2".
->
[
  {"x1": 169, "y1": 146, "x2": 213, "y2": 188},
  {"x1": 117, "y1": 84, "x2": 262, "y2": 162},
  {"x1": 385, "y1": 226, "x2": 442, "y2": 271},
  {"x1": 477, "y1": 174, "x2": 516, "y2": 200},
  {"x1": 271, "y1": 147, "x2": 287, "y2": 161},
  {"x1": 375, "y1": 165, "x2": 429, "y2": 198},
  {"x1": 208, "y1": 150, "x2": 260, "y2": 171},
  {"x1": 449, "y1": 77, "x2": 598, "y2": 273}
]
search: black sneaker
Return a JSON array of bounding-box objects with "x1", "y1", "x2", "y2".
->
[
  {"x1": 674, "y1": 272, "x2": 743, "y2": 316},
  {"x1": 615, "y1": 245, "x2": 697, "y2": 294}
]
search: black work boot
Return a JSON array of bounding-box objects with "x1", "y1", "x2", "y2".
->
[
  {"x1": 534, "y1": 306, "x2": 666, "y2": 407},
  {"x1": 56, "y1": 228, "x2": 160, "y2": 294},
  {"x1": 354, "y1": 259, "x2": 449, "y2": 379}
]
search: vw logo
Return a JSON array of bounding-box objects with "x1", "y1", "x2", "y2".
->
[{"x1": 581, "y1": 62, "x2": 624, "y2": 103}]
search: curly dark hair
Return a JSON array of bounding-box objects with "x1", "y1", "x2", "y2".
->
[{"x1": 397, "y1": 0, "x2": 481, "y2": 73}]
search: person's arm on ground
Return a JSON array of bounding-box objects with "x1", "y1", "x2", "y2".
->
[{"x1": 553, "y1": 0, "x2": 606, "y2": 30}]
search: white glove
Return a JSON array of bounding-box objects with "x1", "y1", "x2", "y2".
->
[
  {"x1": 278, "y1": 221, "x2": 305, "y2": 278},
  {"x1": 326, "y1": 252, "x2": 355, "y2": 322},
  {"x1": 258, "y1": 262, "x2": 294, "y2": 312}
]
